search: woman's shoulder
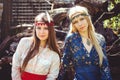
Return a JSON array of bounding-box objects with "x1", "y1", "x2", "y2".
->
[
  {"x1": 65, "y1": 32, "x2": 78, "y2": 41},
  {"x1": 19, "y1": 37, "x2": 33, "y2": 43},
  {"x1": 95, "y1": 33, "x2": 106, "y2": 46},
  {"x1": 49, "y1": 50, "x2": 60, "y2": 58},
  {"x1": 18, "y1": 37, "x2": 33, "y2": 47},
  {"x1": 20, "y1": 36, "x2": 33, "y2": 41},
  {"x1": 95, "y1": 33, "x2": 105, "y2": 41}
]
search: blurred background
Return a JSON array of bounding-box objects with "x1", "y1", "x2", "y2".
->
[{"x1": 0, "y1": 0, "x2": 120, "y2": 80}]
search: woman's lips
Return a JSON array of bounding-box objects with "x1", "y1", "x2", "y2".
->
[
  {"x1": 40, "y1": 35, "x2": 46, "y2": 37},
  {"x1": 80, "y1": 26, "x2": 85, "y2": 30}
]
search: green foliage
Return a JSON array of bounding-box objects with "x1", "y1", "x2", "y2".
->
[
  {"x1": 115, "y1": 0, "x2": 120, "y2": 3},
  {"x1": 107, "y1": 0, "x2": 120, "y2": 11},
  {"x1": 108, "y1": 2, "x2": 114, "y2": 11},
  {"x1": 104, "y1": 14, "x2": 120, "y2": 30},
  {"x1": 104, "y1": 0, "x2": 120, "y2": 31}
]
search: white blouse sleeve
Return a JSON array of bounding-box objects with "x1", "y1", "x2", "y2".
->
[
  {"x1": 11, "y1": 37, "x2": 30, "y2": 80},
  {"x1": 11, "y1": 40, "x2": 23, "y2": 80},
  {"x1": 46, "y1": 52, "x2": 60, "y2": 80}
]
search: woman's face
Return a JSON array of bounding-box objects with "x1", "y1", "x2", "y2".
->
[
  {"x1": 35, "y1": 22, "x2": 49, "y2": 42},
  {"x1": 71, "y1": 12, "x2": 88, "y2": 33}
]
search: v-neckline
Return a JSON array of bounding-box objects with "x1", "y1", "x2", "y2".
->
[
  {"x1": 83, "y1": 43, "x2": 93, "y2": 54},
  {"x1": 82, "y1": 40, "x2": 93, "y2": 54},
  {"x1": 77, "y1": 33, "x2": 93, "y2": 55}
]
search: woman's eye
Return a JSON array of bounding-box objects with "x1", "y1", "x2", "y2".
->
[
  {"x1": 36, "y1": 27, "x2": 41, "y2": 30},
  {"x1": 44, "y1": 27, "x2": 48, "y2": 30},
  {"x1": 80, "y1": 18, "x2": 85, "y2": 21}
]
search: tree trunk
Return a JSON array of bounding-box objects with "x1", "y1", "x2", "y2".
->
[{"x1": 0, "y1": 0, "x2": 12, "y2": 43}]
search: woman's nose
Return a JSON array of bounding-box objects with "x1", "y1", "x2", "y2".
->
[
  {"x1": 78, "y1": 21, "x2": 82, "y2": 26},
  {"x1": 40, "y1": 29, "x2": 44, "y2": 33}
]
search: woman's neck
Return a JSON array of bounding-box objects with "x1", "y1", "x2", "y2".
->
[
  {"x1": 79, "y1": 31, "x2": 89, "y2": 39},
  {"x1": 39, "y1": 40, "x2": 46, "y2": 48}
]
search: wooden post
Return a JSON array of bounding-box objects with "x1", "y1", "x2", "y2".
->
[{"x1": 0, "y1": 0, "x2": 12, "y2": 43}]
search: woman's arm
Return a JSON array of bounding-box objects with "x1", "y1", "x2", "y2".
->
[
  {"x1": 57, "y1": 37, "x2": 73, "y2": 80},
  {"x1": 11, "y1": 37, "x2": 31, "y2": 80},
  {"x1": 100, "y1": 36, "x2": 112, "y2": 80},
  {"x1": 46, "y1": 53, "x2": 60, "y2": 80},
  {"x1": 11, "y1": 38, "x2": 24, "y2": 80}
]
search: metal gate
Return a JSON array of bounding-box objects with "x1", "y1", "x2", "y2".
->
[{"x1": 12, "y1": 0, "x2": 51, "y2": 26}]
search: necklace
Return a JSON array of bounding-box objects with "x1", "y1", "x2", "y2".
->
[
  {"x1": 86, "y1": 38, "x2": 91, "y2": 46},
  {"x1": 81, "y1": 36, "x2": 91, "y2": 46}
]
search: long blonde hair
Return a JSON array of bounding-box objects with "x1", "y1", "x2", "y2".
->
[{"x1": 68, "y1": 5, "x2": 104, "y2": 66}]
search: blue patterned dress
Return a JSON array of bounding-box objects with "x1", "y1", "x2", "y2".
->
[{"x1": 58, "y1": 32, "x2": 112, "y2": 80}]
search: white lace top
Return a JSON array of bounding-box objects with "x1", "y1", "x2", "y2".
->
[{"x1": 11, "y1": 37, "x2": 60, "y2": 80}]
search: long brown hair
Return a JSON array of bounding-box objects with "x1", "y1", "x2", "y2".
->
[{"x1": 21, "y1": 12, "x2": 60, "y2": 72}]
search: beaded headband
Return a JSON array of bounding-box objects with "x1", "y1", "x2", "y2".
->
[
  {"x1": 70, "y1": 13, "x2": 88, "y2": 22},
  {"x1": 35, "y1": 21, "x2": 54, "y2": 26}
]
